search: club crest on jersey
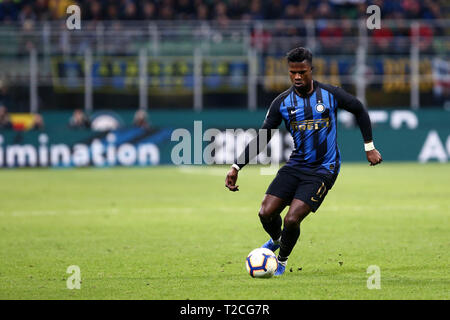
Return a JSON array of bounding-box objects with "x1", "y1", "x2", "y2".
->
[{"x1": 315, "y1": 103, "x2": 326, "y2": 113}]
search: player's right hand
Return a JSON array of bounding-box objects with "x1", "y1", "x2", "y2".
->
[{"x1": 225, "y1": 167, "x2": 239, "y2": 192}]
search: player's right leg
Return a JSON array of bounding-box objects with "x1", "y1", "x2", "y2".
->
[
  {"x1": 275, "y1": 199, "x2": 311, "y2": 276},
  {"x1": 259, "y1": 196, "x2": 288, "y2": 252}
]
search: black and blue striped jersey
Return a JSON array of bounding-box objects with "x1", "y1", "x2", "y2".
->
[{"x1": 235, "y1": 80, "x2": 373, "y2": 178}]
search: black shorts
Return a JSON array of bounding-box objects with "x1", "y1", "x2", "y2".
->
[{"x1": 265, "y1": 165, "x2": 337, "y2": 212}]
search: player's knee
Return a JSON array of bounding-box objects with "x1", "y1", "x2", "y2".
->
[
  {"x1": 258, "y1": 202, "x2": 276, "y2": 221},
  {"x1": 258, "y1": 206, "x2": 271, "y2": 221},
  {"x1": 283, "y1": 214, "x2": 300, "y2": 228}
]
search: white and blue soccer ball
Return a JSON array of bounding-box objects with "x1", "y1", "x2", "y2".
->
[{"x1": 245, "y1": 248, "x2": 278, "y2": 278}]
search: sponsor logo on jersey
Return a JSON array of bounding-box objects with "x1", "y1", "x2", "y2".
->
[{"x1": 290, "y1": 118, "x2": 330, "y2": 131}]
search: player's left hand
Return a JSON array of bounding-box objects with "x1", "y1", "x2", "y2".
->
[{"x1": 366, "y1": 149, "x2": 382, "y2": 166}]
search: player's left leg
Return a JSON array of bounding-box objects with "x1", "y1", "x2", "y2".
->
[
  {"x1": 275, "y1": 176, "x2": 332, "y2": 276},
  {"x1": 274, "y1": 200, "x2": 311, "y2": 276}
]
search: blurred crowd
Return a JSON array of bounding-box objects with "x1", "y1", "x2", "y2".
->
[
  {"x1": 0, "y1": 0, "x2": 447, "y2": 114},
  {"x1": 0, "y1": 0, "x2": 447, "y2": 57},
  {"x1": 0, "y1": 0, "x2": 447, "y2": 23}
]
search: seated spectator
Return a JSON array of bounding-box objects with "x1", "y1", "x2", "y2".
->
[
  {"x1": 69, "y1": 109, "x2": 91, "y2": 129},
  {"x1": 122, "y1": 1, "x2": 138, "y2": 20},
  {"x1": 0, "y1": 105, "x2": 13, "y2": 129},
  {"x1": 84, "y1": 0, "x2": 103, "y2": 21},
  {"x1": 18, "y1": 4, "x2": 36, "y2": 24},
  {"x1": 133, "y1": 109, "x2": 150, "y2": 130},
  {"x1": 213, "y1": 1, "x2": 230, "y2": 27},
  {"x1": 410, "y1": 22, "x2": 434, "y2": 54},
  {"x1": 401, "y1": 0, "x2": 422, "y2": 19},
  {"x1": 242, "y1": 0, "x2": 262, "y2": 21},
  {"x1": 159, "y1": 3, "x2": 175, "y2": 20},
  {"x1": 31, "y1": 113, "x2": 45, "y2": 131},
  {"x1": 318, "y1": 22, "x2": 344, "y2": 54},
  {"x1": 283, "y1": 4, "x2": 299, "y2": 20},
  {"x1": 251, "y1": 25, "x2": 272, "y2": 51},
  {"x1": 105, "y1": 3, "x2": 119, "y2": 21},
  {"x1": 372, "y1": 27, "x2": 394, "y2": 53},
  {"x1": 196, "y1": 3, "x2": 210, "y2": 20},
  {"x1": 140, "y1": 1, "x2": 158, "y2": 20},
  {"x1": 422, "y1": 0, "x2": 442, "y2": 20}
]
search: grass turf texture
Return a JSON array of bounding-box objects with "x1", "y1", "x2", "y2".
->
[{"x1": 0, "y1": 163, "x2": 448, "y2": 300}]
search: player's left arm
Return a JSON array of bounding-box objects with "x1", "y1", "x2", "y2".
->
[{"x1": 334, "y1": 87, "x2": 382, "y2": 166}]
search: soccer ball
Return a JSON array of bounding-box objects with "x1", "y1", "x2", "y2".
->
[{"x1": 245, "y1": 248, "x2": 278, "y2": 278}]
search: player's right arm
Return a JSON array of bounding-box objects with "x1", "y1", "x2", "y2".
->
[{"x1": 225, "y1": 97, "x2": 283, "y2": 192}]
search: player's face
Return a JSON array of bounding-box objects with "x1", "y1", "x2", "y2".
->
[{"x1": 288, "y1": 61, "x2": 313, "y2": 92}]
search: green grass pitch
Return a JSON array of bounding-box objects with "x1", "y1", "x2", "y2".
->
[{"x1": 0, "y1": 163, "x2": 448, "y2": 300}]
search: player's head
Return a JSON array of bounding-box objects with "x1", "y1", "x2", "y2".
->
[{"x1": 286, "y1": 47, "x2": 313, "y2": 93}]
